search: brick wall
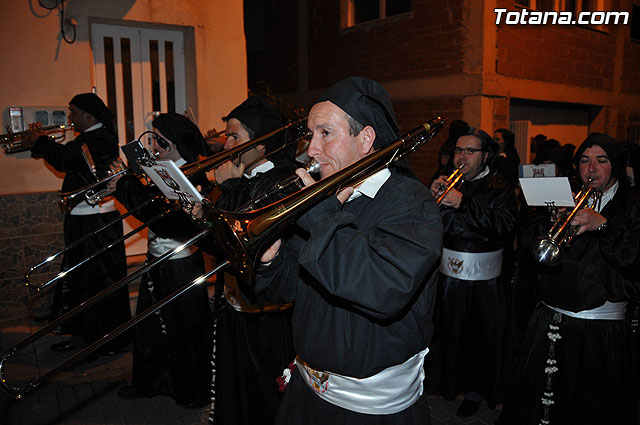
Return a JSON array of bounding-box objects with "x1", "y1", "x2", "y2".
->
[
  {"x1": 246, "y1": 0, "x2": 467, "y2": 93},
  {"x1": 307, "y1": 0, "x2": 466, "y2": 90},
  {"x1": 496, "y1": 20, "x2": 616, "y2": 90},
  {"x1": 0, "y1": 192, "x2": 63, "y2": 328},
  {"x1": 247, "y1": 1, "x2": 299, "y2": 94},
  {"x1": 622, "y1": 38, "x2": 640, "y2": 95},
  {"x1": 394, "y1": 97, "x2": 464, "y2": 185}
]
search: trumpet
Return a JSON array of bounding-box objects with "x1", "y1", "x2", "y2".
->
[
  {"x1": 1, "y1": 123, "x2": 74, "y2": 154},
  {"x1": 531, "y1": 177, "x2": 602, "y2": 266},
  {"x1": 0, "y1": 116, "x2": 445, "y2": 398},
  {"x1": 435, "y1": 164, "x2": 465, "y2": 205}
]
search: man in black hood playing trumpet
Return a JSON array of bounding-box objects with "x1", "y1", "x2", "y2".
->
[
  {"x1": 428, "y1": 127, "x2": 517, "y2": 417},
  {"x1": 498, "y1": 133, "x2": 640, "y2": 425},
  {"x1": 28, "y1": 93, "x2": 131, "y2": 356},
  {"x1": 255, "y1": 77, "x2": 443, "y2": 424}
]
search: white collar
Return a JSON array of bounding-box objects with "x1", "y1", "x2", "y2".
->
[
  {"x1": 83, "y1": 122, "x2": 104, "y2": 133},
  {"x1": 245, "y1": 160, "x2": 274, "y2": 179},
  {"x1": 470, "y1": 166, "x2": 490, "y2": 181},
  {"x1": 346, "y1": 168, "x2": 391, "y2": 203},
  {"x1": 597, "y1": 180, "x2": 619, "y2": 213}
]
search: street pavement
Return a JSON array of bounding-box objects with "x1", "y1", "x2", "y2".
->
[{"x1": 0, "y1": 325, "x2": 501, "y2": 425}]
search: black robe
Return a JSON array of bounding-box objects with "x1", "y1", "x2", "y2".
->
[
  {"x1": 498, "y1": 185, "x2": 640, "y2": 425},
  {"x1": 31, "y1": 128, "x2": 130, "y2": 350},
  {"x1": 114, "y1": 174, "x2": 213, "y2": 406},
  {"x1": 211, "y1": 159, "x2": 297, "y2": 425},
  {"x1": 429, "y1": 172, "x2": 517, "y2": 405},
  {"x1": 255, "y1": 171, "x2": 443, "y2": 424}
]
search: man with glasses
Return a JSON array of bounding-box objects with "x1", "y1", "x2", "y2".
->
[{"x1": 429, "y1": 128, "x2": 518, "y2": 417}]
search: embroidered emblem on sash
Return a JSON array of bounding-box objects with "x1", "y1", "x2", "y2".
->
[
  {"x1": 307, "y1": 367, "x2": 329, "y2": 394},
  {"x1": 447, "y1": 256, "x2": 463, "y2": 274}
]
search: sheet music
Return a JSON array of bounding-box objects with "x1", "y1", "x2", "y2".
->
[
  {"x1": 140, "y1": 159, "x2": 203, "y2": 205},
  {"x1": 519, "y1": 177, "x2": 575, "y2": 207}
]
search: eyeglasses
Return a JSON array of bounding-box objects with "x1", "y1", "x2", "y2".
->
[{"x1": 454, "y1": 147, "x2": 486, "y2": 155}]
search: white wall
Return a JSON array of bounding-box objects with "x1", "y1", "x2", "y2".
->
[{"x1": 0, "y1": 0, "x2": 248, "y2": 194}]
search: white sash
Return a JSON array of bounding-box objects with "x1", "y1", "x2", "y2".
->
[
  {"x1": 295, "y1": 347, "x2": 428, "y2": 415},
  {"x1": 440, "y1": 248, "x2": 503, "y2": 280},
  {"x1": 70, "y1": 198, "x2": 117, "y2": 215},
  {"x1": 543, "y1": 301, "x2": 627, "y2": 320}
]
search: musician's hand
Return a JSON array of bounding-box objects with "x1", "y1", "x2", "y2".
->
[
  {"x1": 213, "y1": 160, "x2": 245, "y2": 184},
  {"x1": 260, "y1": 239, "x2": 282, "y2": 264},
  {"x1": 440, "y1": 188, "x2": 463, "y2": 209},
  {"x1": 187, "y1": 202, "x2": 204, "y2": 219},
  {"x1": 571, "y1": 208, "x2": 607, "y2": 235},
  {"x1": 25, "y1": 123, "x2": 46, "y2": 145},
  {"x1": 295, "y1": 168, "x2": 316, "y2": 187},
  {"x1": 336, "y1": 187, "x2": 354, "y2": 204},
  {"x1": 430, "y1": 176, "x2": 448, "y2": 195},
  {"x1": 295, "y1": 168, "x2": 352, "y2": 204}
]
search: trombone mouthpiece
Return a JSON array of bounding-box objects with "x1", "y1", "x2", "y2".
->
[{"x1": 306, "y1": 159, "x2": 321, "y2": 175}]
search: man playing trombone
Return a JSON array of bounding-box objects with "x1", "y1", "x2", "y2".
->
[
  {"x1": 26, "y1": 93, "x2": 131, "y2": 355},
  {"x1": 206, "y1": 96, "x2": 299, "y2": 425},
  {"x1": 111, "y1": 113, "x2": 214, "y2": 408},
  {"x1": 255, "y1": 77, "x2": 443, "y2": 424}
]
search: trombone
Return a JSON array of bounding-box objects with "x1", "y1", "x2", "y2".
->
[
  {"x1": 434, "y1": 164, "x2": 464, "y2": 205},
  {"x1": 531, "y1": 177, "x2": 601, "y2": 266},
  {"x1": 58, "y1": 160, "x2": 129, "y2": 214},
  {"x1": 1, "y1": 123, "x2": 74, "y2": 154},
  {"x1": 57, "y1": 118, "x2": 308, "y2": 214},
  {"x1": 1, "y1": 228, "x2": 228, "y2": 398},
  {"x1": 180, "y1": 117, "x2": 309, "y2": 177},
  {"x1": 205, "y1": 117, "x2": 446, "y2": 288},
  {"x1": 0, "y1": 116, "x2": 445, "y2": 398},
  {"x1": 25, "y1": 118, "x2": 310, "y2": 290}
]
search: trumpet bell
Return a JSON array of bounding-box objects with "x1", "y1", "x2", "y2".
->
[{"x1": 532, "y1": 236, "x2": 562, "y2": 266}]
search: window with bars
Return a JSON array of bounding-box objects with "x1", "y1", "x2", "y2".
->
[{"x1": 344, "y1": 0, "x2": 411, "y2": 27}]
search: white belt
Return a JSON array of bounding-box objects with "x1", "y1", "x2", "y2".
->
[
  {"x1": 440, "y1": 248, "x2": 503, "y2": 280},
  {"x1": 543, "y1": 301, "x2": 627, "y2": 320},
  {"x1": 296, "y1": 347, "x2": 428, "y2": 415}
]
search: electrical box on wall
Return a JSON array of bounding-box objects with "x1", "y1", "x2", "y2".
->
[{"x1": 3, "y1": 106, "x2": 68, "y2": 133}]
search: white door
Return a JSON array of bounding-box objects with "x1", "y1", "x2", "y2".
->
[{"x1": 91, "y1": 23, "x2": 187, "y2": 257}]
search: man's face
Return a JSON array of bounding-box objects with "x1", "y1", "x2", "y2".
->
[
  {"x1": 223, "y1": 117, "x2": 263, "y2": 166},
  {"x1": 224, "y1": 118, "x2": 251, "y2": 149},
  {"x1": 68, "y1": 104, "x2": 88, "y2": 132},
  {"x1": 454, "y1": 135, "x2": 487, "y2": 180},
  {"x1": 306, "y1": 101, "x2": 371, "y2": 179},
  {"x1": 152, "y1": 127, "x2": 180, "y2": 161},
  {"x1": 578, "y1": 145, "x2": 615, "y2": 192}
]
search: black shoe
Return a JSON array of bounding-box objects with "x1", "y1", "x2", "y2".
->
[
  {"x1": 456, "y1": 399, "x2": 480, "y2": 417},
  {"x1": 118, "y1": 385, "x2": 144, "y2": 399},
  {"x1": 51, "y1": 340, "x2": 77, "y2": 352}
]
